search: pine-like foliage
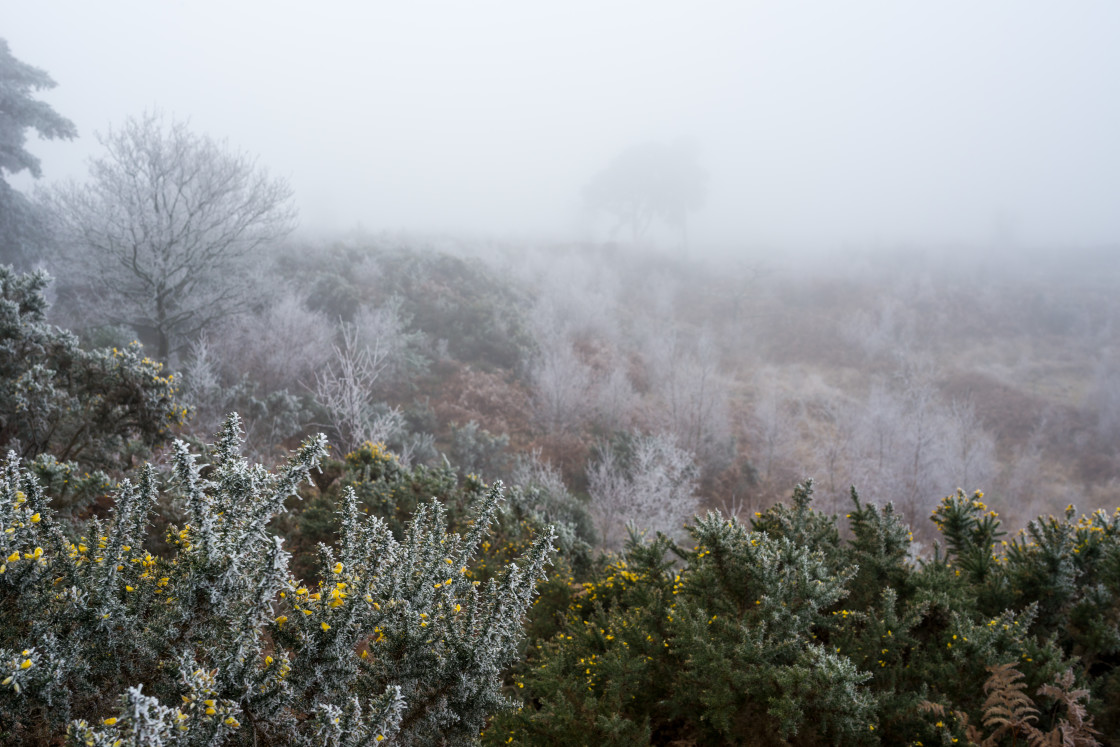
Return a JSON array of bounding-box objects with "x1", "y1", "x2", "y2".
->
[
  {"x1": 0, "y1": 415, "x2": 554, "y2": 745},
  {"x1": 497, "y1": 478, "x2": 1120, "y2": 745},
  {"x1": 931, "y1": 489, "x2": 1006, "y2": 584},
  {"x1": 489, "y1": 486, "x2": 878, "y2": 746}
]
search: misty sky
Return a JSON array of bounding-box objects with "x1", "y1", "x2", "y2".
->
[{"x1": 7, "y1": 1, "x2": 1120, "y2": 250}]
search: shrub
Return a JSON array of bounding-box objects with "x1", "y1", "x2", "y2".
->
[
  {"x1": 490, "y1": 511, "x2": 877, "y2": 746},
  {"x1": 448, "y1": 421, "x2": 510, "y2": 482},
  {"x1": 0, "y1": 415, "x2": 554, "y2": 745},
  {"x1": 281, "y1": 441, "x2": 585, "y2": 591},
  {"x1": 0, "y1": 266, "x2": 185, "y2": 477},
  {"x1": 497, "y1": 481, "x2": 1120, "y2": 746}
]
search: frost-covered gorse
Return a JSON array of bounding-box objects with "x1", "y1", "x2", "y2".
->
[{"x1": 0, "y1": 415, "x2": 554, "y2": 745}]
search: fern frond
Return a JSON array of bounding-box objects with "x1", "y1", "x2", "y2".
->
[
  {"x1": 982, "y1": 663, "x2": 1039, "y2": 727},
  {"x1": 979, "y1": 662, "x2": 1040, "y2": 745},
  {"x1": 1032, "y1": 668, "x2": 1101, "y2": 747}
]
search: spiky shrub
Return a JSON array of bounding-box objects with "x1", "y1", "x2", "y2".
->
[
  {"x1": 0, "y1": 266, "x2": 185, "y2": 507},
  {"x1": 978, "y1": 500, "x2": 1120, "y2": 738},
  {"x1": 497, "y1": 480, "x2": 1119, "y2": 746},
  {"x1": 489, "y1": 507, "x2": 878, "y2": 746},
  {"x1": 0, "y1": 415, "x2": 554, "y2": 745},
  {"x1": 283, "y1": 440, "x2": 591, "y2": 587}
]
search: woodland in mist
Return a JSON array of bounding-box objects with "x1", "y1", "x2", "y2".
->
[{"x1": 3, "y1": 35, "x2": 1120, "y2": 746}]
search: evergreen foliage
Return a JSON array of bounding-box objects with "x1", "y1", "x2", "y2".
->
[
  {"x1": 0, "y1": 416, "x2": 554, "y2": 745},
  {"x1": 0, "y1": 38, "x2": 77, "y2": 269},
  {"x1": 494, "y1": 483, "x2": 1120, "y2": 746},
  {"x1": 0, "y1": 266, "x2": 184, "y2": 486}
]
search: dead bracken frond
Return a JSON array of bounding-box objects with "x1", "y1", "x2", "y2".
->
[
  {"x1": 982, "y1": 662, "x2": 1040, "y2": 742},
  {"x1": 1030, "y1": 668, "x2": 1101, "y2": 747},
  {"x1": 948, "y1": 663, "x2": 1105, "y2": 747}
]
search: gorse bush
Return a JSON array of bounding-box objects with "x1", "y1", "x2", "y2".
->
[
  {"x1": 1, "y1": 266, "x2": 185, "y2": 480},
  {"x1": 494, "y1": 482, "x2": 1120, "y2": 746},
  {"x1": 490, "y1": 501, "x2": 876, "y2": 746},
  {"x1": 0, "y1": 415, "x2": 554, "y2": 746},
  {"x1": 280, "y1": 439, "x2": 592, "y2": 587}
]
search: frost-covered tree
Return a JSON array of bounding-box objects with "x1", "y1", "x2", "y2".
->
[
  {"x1": 0, "y1": 415, "x2": 554, "y2": 745},
  {"x1": 0, "y1": 39, "x2": 77, "y2": 270},
  {"x1": 201, "y1": 291, "x2": 335, "y2": 394},
  {"x1": 179, "y1": 293, "x2": 334, "y2": 458},
  {"x1": 750, "y1": 378, "x2": 802, "y2": 485},
  {"x1": 640, "y1": 325, "x2": 732, "y2": 472},
  {"x1": 839, "y1": 378, "x2": 998, "y2": 534},
  {"x1": 529, "y1": 330, "x2": 594, "y2": 434},
  {"x1": 591, "y1": 365, "x2": 639, "y2": 431},
  {"x1": 45, "y1": 112, "x2": 296, "y2": 361},
  {"x1": 314, "y1": 307, "x2": 418, "y2": 453},
  {"x1": 1089, "y1": 348, "x2": 1120, "y2": 438},
  {"x1": 587, "y1": 431, "x2": 698, "y2": 549},
  {"x1": 940, "y1": 399, "x2": 997, "y2": 493},
  {"x1": 350, "y1": 299, "x2": 429, "y2": 389},
  {"x1": 508, "y1": 450, "x2": 596, "y2": 554}
]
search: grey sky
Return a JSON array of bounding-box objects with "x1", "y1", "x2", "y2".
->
[{"x1": 7, "y1": 1, "x2": 1120, "y2": 249}]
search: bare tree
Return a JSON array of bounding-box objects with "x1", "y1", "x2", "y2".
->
[
  {"x1": 940, "y1": 399, "x2": 997, "y2": 492},
  {"x1": 529, "y1": 329, "x2": 594, "y2": 434},
  {"x1": 46, "y1": 111, "x2": 296, "y2": 360},
  {"x1": 898, "y1": 379, "x2": 944, "y2": 516},
  {"x1": 202, "y1": 291, "x2": 335, "y2": 392},
  {"x1": 844, "y1": 296, "x2": 917, "y2": 360},
  {"x1": 593, "y1": 364, "x2": 639, "y2": 430},
  {"x1": 750, "y1": 377, "x2": 802, "y2": 485},
  {"x1": 1090, "y1": 349, "x2": 1120, "y2": 438},
  {"x1": 351, "y1": 298, "x2": 428, "y2": 388},
  {"x1": 587, "y1": 431, "x2": 698, "y2": 550},
  {"x1": 641, "y1": 326, "x2": 732, "y2": 471},
  {"x1": 837, "y1": 373, "x2": 1000, "y2": 535},
  {"x1": 314, "y1": 322, "x2": 399, "y2": 453},
  {"x1": 807, "y1": 395, "x2": 856, "y2": 503},
  {"x1": 844, "y1": 381, "x2": 936, "y2": 525}
]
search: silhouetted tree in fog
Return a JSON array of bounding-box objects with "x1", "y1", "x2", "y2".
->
[{"x1": 583, "y1": 140, "x2": 706, "y2": 246}]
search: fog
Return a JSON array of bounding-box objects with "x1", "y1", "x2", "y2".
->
[
  {"x1": 8, "y1": 8, "x2": 1120, "y2": 735},
  {"x1": 7, "y1": 0, "x2": 1120, "y2": 250}
]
